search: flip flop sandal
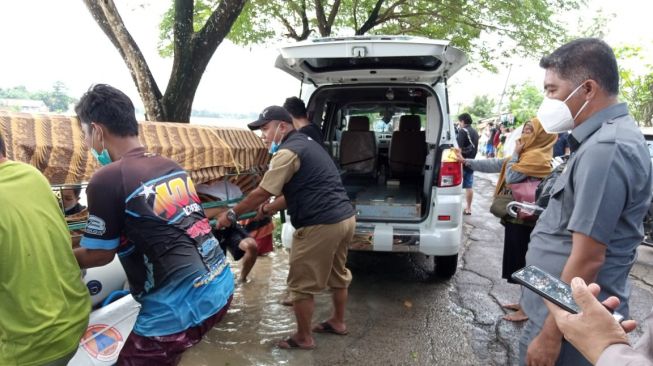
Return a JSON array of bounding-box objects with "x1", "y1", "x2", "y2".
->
[
  {"x1": 277, "y1": 337, "x2": 315, "y2": 350},
  {"x1": 312, "y1": 321, "x2": 349, "y2": 335},
  {"x1": 502, "y1": 313, "x2": 529, "y2": 322},
  {"x1": 501, "y1": 303, "x2": 520, "y2": 311}
]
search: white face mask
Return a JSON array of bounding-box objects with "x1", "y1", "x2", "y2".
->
[{"x1": 536, "y1": 82, "x2": 590, "y2": 134}]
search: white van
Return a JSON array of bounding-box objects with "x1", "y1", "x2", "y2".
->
[{"x1": 276, "y1": 36, "x2": 467, "y2": 278}]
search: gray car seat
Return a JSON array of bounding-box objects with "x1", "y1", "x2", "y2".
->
[
  {"x1": 389, "y1": 115, "x2": 426, "y2": 178},
  {"x1": 340, "y1": 116, "x2": 377, "y2": 176}
]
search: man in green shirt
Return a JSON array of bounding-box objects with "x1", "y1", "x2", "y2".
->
[{"x1": 0, "y1": 132, "x2": 91, "y2": 365}]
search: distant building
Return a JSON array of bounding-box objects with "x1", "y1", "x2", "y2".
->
[{"x1": 0, "y1": 98, "x2": 48, "y2": 113}]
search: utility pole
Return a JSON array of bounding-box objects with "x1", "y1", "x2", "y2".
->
[{"x1": 495, "y1": 64, "x2": 513, "y2": 121}]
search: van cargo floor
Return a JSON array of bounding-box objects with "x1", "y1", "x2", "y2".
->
[{"x1": 352, "y1": 184, "x2": 421, "y2": 220}]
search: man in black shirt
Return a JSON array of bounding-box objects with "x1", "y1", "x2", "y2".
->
[
  {"x1": 457, "y1": 113, "x2": 479, "y2": 215},
  {"x1": 283, "y1": 96, "x2": 324, "y2": 145}
]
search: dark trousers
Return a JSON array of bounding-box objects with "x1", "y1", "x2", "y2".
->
[{"x1": 502, "y1": 222, "x2": 534, "y2": 283}]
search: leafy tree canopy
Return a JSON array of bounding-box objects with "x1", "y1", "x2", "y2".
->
[
  {"x1": 614, "y1": 45, "x2": 653, "y2": 126},
  {"x1": 460, "y1": 95, "x2": 495, "y2": 122},
  {"x1": 159, "y1": 0, "x2": 582, "y2": 70},
  {"x1": 507, "y1": 82, "x2": 543, "y2": 125}
]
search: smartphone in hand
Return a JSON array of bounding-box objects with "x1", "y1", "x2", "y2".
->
[{"x1": 512, "y1": 265, "x2": 624, "y2": 323}]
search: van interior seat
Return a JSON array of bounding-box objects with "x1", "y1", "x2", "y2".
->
[
  {"x1": 339, "y1": 116, "x2": 377, "y2": 176},
  {"x1": 389, "y1": 115, "x2": 426, "y2": 178}
]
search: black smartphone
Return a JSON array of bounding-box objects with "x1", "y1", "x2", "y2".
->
[{"x1": 512, "y1": 265, "x2": 624, "y2": 322}]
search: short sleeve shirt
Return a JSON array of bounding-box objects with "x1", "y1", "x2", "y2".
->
[
  {"x1": 259, "y1": 149, "x2": 300, "y2": 196},
  {"x1": 0, "y1": 161, "x2": 90, "y2": 365},
  {"x1": 522, "y1": 103, "x2": 653, "y2": 330},
  {"x1": 81, "y1": 147, "x2": 234, "y2": 336}
]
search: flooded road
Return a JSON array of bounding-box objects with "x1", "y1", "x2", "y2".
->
[
  {"x1": 181, "y1": 173, "x2": 653, "y2": 366},
  {"x1": 181, "y1": 250, "x2": 478, "y2": 365}
]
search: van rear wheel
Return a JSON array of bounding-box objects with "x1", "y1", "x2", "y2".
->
[{"x1": 433, "y1": 254, "x2": 458, "y2": 279}]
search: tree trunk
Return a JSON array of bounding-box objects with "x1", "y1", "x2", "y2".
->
[
  {"x1": 83, "y1": 0, "x2": 247, "y2": 122},
  {"x1": 163, "y1": 0, "x2": 246, "y2": 122}
]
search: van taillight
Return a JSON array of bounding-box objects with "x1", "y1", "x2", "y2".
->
[{"x1": 437, "y1": 161, "x2": 462, "y2": 187}]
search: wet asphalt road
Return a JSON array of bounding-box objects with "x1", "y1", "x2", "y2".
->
[{"x1": 181, "y1": 173, "x2": 653, "y2": 365}]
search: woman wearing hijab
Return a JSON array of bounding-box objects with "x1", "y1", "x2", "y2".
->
[{"x1": 455, "y1": 118, "x2": 556, "y2": 322}]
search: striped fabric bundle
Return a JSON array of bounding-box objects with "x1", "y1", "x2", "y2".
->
[{"x1": 0, "y1": 111, "x2": 269, "y2": 188}]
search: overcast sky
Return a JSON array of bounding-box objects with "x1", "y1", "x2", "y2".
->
[{"x1": 0, "y1": 0, "x2": 650, "y2": 118}]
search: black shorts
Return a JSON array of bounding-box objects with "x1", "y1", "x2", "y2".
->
[{"x1": 213, "y1": 224, "x2": 249, "y2": 261}]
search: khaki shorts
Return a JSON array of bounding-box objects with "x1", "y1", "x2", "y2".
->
[{"x1": 288, "y1": 216, "x2": 356, "y2": 301}]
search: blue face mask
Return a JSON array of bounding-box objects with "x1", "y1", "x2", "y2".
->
[
  {"x1": 268, "y1": 124, "x2": 283, "y2": 155},
  {"x1": 91, "y1": 125, "x2": 112, "y2": 166},
  {"x1": 91, "y1": 148, "x2": 112, "y2": 166}
]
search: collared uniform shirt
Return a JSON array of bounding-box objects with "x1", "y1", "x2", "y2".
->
[
  {"x1": 259, "y1": 149, "x2": 300, "y2": 196},
  {"x1": 522, "y1": 103, "x2": 652, "y2": 334}
]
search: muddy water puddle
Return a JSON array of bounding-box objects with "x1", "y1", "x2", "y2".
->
[{"x1": 180, "y1": 249, "x2": 318, "y2": 366}]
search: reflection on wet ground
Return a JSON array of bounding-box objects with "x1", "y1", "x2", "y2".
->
[
  {"x1": 180, "y1": 249, "x2": 443, "y2": 366},
  {"x1": 180, "y1": 249, "x2": 312, "y2": 365}
]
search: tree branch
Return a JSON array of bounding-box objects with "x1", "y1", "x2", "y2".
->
[
  {"x1": 173, "y1": 0, "x2": 194, "y2": 60},
  {"x1": 278, "y1": 0, "x2": 312, "y2": 40},
  {"x1": 377, "y1": 0, "x2": 407, "y2": 23},
  {"x1": 160, "y1": 0, "x2": 247, "y2": 121},
  {"x1": 298, "y1": 0, "x2": 312, "y2": 40},
  {"x1": 326, "y1": 0, "x2": 341, "y2": 33},
  {"x1": 195, "y1": 0, "x2": 247, "y2": 65},
  {"x1": 314, "y1": 0, "x2": 328, "y2": 36},
  {"x1": 353, "y1": 0, "x2": 359, "y2": 32},
  {"x1": 81, "y1": 0, "x2": 164, "y2": 121},
  {"x1": 356, "y1": 0, "x2": 386, "y2": 35}
]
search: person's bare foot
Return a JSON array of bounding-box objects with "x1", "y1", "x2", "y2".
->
[{"x1": 502, "y1": 308, "x2": 528, "y2": 322}]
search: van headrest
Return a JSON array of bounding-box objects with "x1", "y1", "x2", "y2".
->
[
  {"x1": 348, "y1": 116, "x2": 370, "y2": 131},
  {"x1": 399, "y1": 115, "x2": 421, "y2": 131}
]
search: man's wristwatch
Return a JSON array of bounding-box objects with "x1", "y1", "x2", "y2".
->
[{"x1": 226, "y1": 208, "x2": 238, "y2": 224}]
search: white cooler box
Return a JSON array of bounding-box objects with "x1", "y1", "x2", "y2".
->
[{"x1": 68, "y1": 294, "x2": 141, "y2": 365}]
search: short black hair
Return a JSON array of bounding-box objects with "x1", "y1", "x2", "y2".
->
[
  {"x1": 75, "y1": 84, "x2": 139, "y2": 136},
  {"x1": 283, "y1": 97, "x2": 307, "y2": 119},
  {"x1": 458, "y1": 113, "x2": 473, "y2": 125},
  {"x1": 0, "y1": 131, "x2": 5, "y2": 157},
  {"x1": 71, "y1": 187, "x2": 82, "y2": 197},
  {"x1": 540, "y1": 38, "x2": 619, "y2": 95}
]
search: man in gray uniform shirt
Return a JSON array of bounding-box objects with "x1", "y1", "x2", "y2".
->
[{"x1": 520, "y1": 38, "x2": 652, "y2": 366}]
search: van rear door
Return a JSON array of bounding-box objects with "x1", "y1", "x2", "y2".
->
[{"x1": 275, "y1": 36, "x2": 467, "y2": 86}]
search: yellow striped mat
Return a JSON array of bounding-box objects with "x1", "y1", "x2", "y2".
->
[{"x1": 0, "y1": 110, "x2": 269, "y2": 187}]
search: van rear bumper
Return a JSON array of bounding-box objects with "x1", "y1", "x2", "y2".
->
[
  {"x1": 281, "y1": 192, "x2": 463, "y2": 256},
  {"x1": 350, "y1": 224, "x2": 461, "y2": 256},
  {"x1": 349, "y1": 191, "x2": 462, "y2": 255}
]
